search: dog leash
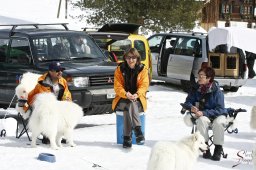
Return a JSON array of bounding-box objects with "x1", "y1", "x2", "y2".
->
[{"x1": 3, "y1": 93, "x2": 16, "y2": 119}]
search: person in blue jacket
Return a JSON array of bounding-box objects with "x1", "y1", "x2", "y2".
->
[{"x1": 184, "y1": 66, "x2": 227, "y2": 161}]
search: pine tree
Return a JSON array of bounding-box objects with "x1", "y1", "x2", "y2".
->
[{"x1": 72, "y1": 0, "x2": 203, "y2": 32}]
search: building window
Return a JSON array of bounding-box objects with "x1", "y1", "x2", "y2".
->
[
  {"x1": 222, "y1": 4, "x2": 231, "y2": 13},
  {"x1": 241, "y1": 6, "x2": 252, "y2": 15},
  {"x1": 244, "y1": 0, "x2": 252, "y2": 4}
]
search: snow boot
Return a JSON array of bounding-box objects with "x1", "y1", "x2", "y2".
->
[
  {"x1": 203, "y1": 142, "x2": 211, "y2": 159},
  {"x1": 212, "y1": 145, "x2": 223, "y2": 161},
  {"x1": 123, "y1": 136, "x2": 132, "y2": 148},
  {"x1": 134, "y1": 126, "x2": 145, "y2": 145}
]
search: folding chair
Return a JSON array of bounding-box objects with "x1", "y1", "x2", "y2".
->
[
  {"x1": 180, "y1": 103, "x2": 247, "y2": 158},
  {"x1": 0, "y1": 108, "x2": 31, "y2": 141}
]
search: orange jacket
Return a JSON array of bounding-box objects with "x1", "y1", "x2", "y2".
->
[
  {"x1": 24, "y1": 72, "x2": 71, "y2": 111},
  {"x1": 112, "y1": 65, "x2": 149, "y2": 111}
]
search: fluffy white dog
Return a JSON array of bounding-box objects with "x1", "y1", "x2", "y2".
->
[
  {"x1": 250, "y1": 106, "x2": 256, "y2": 129},
  {"x1": 147, "y1": 131, "x2": 208, "y2": 170},
  {"x1": 15, "y1": 72, "x2": 41, "y2": 115},
  {"x1": 19, "y1": 72, "x2": 41, "y2": 93},
  {"x1": 26, "y1": 92, "x2": 83, "y2": 150},
  {"x1": 250, "y1": 106, "x2": 256, "y2": 169}
]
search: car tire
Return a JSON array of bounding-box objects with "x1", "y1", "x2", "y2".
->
[
  {"x1": 223, "y1": 86, "x2": 239, "y2": 92},
  {"x1": 230, "y1": 86, "x2": 239, "y2": 92}
]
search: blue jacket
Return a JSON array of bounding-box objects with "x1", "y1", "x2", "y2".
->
[{"x1": 184, "y1": 81, "x2": 227, "y2": 119}]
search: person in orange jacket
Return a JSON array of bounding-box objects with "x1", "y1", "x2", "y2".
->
[
  {"x1": 23, "y1": 61, "x2": 72, "y2": 144},
  {"x1": 112, "y1": 48, "x2": 149, "y2": 148}
]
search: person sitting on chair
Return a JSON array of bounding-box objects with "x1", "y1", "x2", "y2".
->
[
  {"x1": 22, "y1": 61, "x2": 72, "y2": 144},
  {"x1": 112, "y1": 48, "x2": 149, "y2": 148},
  {"x1": 184, "y1": 66, "x2": 227, "y2": 161}
]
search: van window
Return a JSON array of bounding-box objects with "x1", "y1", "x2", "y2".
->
[
  {"x1": 174, "y1": 37, "x2": 202, "y2": 57},
  {"x1": 9, "y1": 38, "x2": 31, "y2": 64},
  {"x1": 148, "y1": 35, "x2": 163, "y2": 53},
  {"x1": 110, "y1": 39, "x2": 131, "y2": 60},
  {"x1": 134, "y1": 40, "x2": 146, "y2": 60},
  {"x1": 0, "y1": 39, "x2": 8, "y2": 62}
]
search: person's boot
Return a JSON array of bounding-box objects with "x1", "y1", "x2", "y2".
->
[
  {"x1": 212, "y1": 145, "x2": 223, "y2": 161},
  {"x1": 202, "y1": 142, "x2": 211, "y2": 159},
  {"x1": 123, "y1": 136, "x2": 132, "y2": 148},
  {"x1": 134, "y1": 126, "x2": 145, "y2": 145},
  {"x1": 42, "y1": 136, "x2": 50, "y2": 144}
]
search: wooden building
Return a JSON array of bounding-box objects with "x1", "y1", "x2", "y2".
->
[{"x1": 201, "y1": 0, "x2": 256, "y2": 31}]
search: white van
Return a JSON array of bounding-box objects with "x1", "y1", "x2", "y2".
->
[{"x1": 148, "y1": 27, "x2": 251, "y2": 92}]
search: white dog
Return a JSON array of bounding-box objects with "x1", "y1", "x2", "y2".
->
[
  {"x1": 27, "y1": 92, "x2": 83, "y2": 149},
  {"x1": 15, "y1": 72, "x2": 41, "y2": 115},
  {"x1": 250, "y1": 106, "x2": 256, "y2": 129},
  {"x1": 147, "y1": 131, "x2": 208, "y2": 170},
  {"x1": 250, "y1": 106, "x2": 256, "y2": 169},
  {"x1": 19, "y1": 72, "x2": 41, "y2": 93}
]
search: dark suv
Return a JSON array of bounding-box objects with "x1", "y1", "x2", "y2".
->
[{"x1": 0, "y1": 23, "x2": 116, "y2": 115}]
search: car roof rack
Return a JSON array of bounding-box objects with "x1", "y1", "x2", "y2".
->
[
  {"x1": 0, "y1": 23, "x2": 69, "y2": 37},
  {"x1": 191, "y1": 32, "x2": 207, "y2": 36},
  {"x1": 82, "y1": 27, "x2": 101, "y2": 32}
]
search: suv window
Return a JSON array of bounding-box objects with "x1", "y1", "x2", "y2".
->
[
  {"x1": 32, "y1": 35, "x2": 104, "y2": 62},
  {"x1": 9, "y1": 38, "x2": 31, "y2": 64}
]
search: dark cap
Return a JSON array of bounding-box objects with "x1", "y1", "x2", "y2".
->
[{"x1": 48, "y1": 62, "x2": 65, "y2": 71}]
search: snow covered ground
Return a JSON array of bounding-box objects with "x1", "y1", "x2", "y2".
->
[
  {"x1": 0, "y1": 1, "x2": 255, "y2": 169},
  {"x1": 0, "y1": 78, "x2": 255, "y2": 170}
]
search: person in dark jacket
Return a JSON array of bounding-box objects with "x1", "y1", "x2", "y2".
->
[
  {"x1": 112, "y1": 48, "x2": 149, "y2": 148},
  {"x1": 245, "y1": 51, "x2": 256, "y2": 79},
  {"x1": 184, "y1": 66, "x2": 227, "y2": 161}
]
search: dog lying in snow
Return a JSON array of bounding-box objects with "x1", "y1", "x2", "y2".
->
[{"x1": 147, "y1": 131, "x2": 208, "y2": 170}]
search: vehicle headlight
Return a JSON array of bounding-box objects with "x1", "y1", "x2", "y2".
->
[{"x1": 73, "y1": 77, "x2": 89, "y2": 87}]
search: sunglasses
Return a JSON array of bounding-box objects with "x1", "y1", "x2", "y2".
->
[
  {"x1": 51, "y1": 69, "x2": 62, "y2": 73},
  {"x1": 125, "y1": 56, "x2": 137, "y2": 60}
]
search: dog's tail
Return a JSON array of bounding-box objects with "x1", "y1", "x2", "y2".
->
[{"x1": 250, "y1": 106, "x2": 256, "y2": 129}]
